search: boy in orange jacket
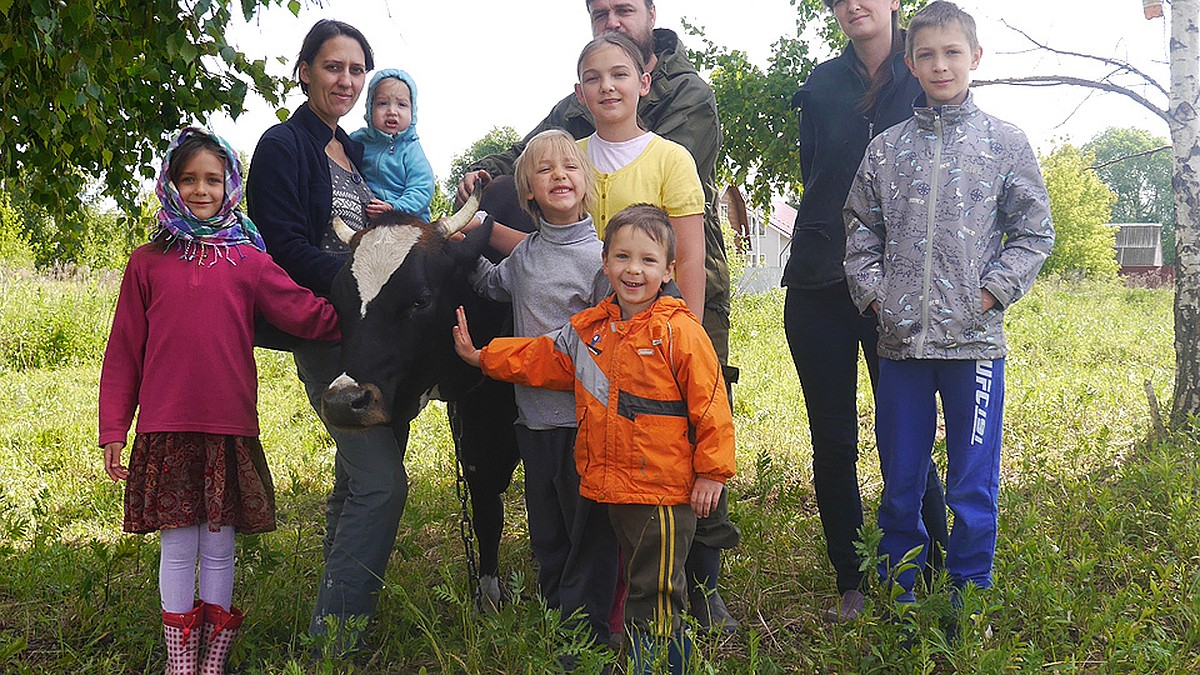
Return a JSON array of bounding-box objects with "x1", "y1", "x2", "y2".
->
[{"x1": 454, "y1": 204, "x2": 735, "y2": 673}]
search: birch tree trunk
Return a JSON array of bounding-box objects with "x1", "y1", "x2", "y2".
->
[{"x1": 1169, "y1": 0, "x2": 1200, "y2": 425}]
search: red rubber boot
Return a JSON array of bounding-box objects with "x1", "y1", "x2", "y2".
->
[
  {"x1": 199, "y1": 602, "x2": 244, "y2": 675},
  {"x1": 162, "y1": 601, "x2": 203, "y2": 675}
]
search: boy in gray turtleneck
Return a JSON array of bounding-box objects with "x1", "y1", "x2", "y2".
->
[{"x1": 468, "y1": 129, "x2": 617, "y2": 648}]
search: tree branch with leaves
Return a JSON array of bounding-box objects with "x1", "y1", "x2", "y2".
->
[{"x1": 0, "y1": 0, "x2": 300, "y2": 225}]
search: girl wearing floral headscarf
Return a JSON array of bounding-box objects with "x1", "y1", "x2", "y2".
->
[{"x1": 98, "y1": 127, "x2": 341, "y2": 674}]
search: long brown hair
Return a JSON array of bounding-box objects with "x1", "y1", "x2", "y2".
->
[{"x1": 856, "y1": 11, "x2": 903, "y2": 114}]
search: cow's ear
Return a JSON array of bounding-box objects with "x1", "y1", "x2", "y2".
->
[{"x1": 446, "y1": 215, "x2": 495, "y2": 264}]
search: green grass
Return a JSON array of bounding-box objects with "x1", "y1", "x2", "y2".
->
[{"x1": 1, "y1": 263, "x2": 1194, "y2": 673}]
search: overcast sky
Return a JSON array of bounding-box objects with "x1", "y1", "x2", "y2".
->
[{"x1": 210, "y1": 0, "x2": 1172, "y2": 184}]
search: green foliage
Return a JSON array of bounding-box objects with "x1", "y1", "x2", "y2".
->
[
  {"x1": 1040, "y1": 145, "x2": 1120, "y2": 279},
  {"x1": 686, "y1": 0, "x2": 925, "y2": 209},
  {"x1": 0, "y1": 0, "x2": 299, "y2": 226},
  {"x1": 444, "y1": 125, "x2": 522, "y2": 196},
  {"x1": 429, "y1": 182, "x2": 453, "y2": 222},
  {"x1": 1085, "y1": 127, "x2": 1175, "y2": 265},
  {"x1": 685, "y1": 27, "x2": 813, "y2": 210},
  {"x1": 1, "y1": 187, "x2": 153, "y2": 269},
  {"x1": 0, "y1": 265, "x2": 116, "y2": 372},
  {"x1": 28, "y1": 204, "x2": 153, "y2": 271},
  {"x1": 721, "y1": 216, "x2": 748, "y2": 287},
  {"x1": 392, "y1": 568, "x2": 618, "y2": 673},
  {"x1": 0, "y1": 191, "x2": 34, "y2": 266}
]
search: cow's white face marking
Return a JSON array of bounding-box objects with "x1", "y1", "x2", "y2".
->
[{"x1": 350, "y1": 225, "x2": 422, "y2": 317}]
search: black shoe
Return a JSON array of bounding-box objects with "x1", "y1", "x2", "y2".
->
[
  {"x1": 688, "y1": 586, "x2": 739, "y2": 634},
  {"x1": 685, "y1": 543, "x2": 739, "y2": 634}
]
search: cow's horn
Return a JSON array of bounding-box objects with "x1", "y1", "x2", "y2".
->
[
  {"x1": 437, "y1": 178, "x2": 488, "y2": 238},
  {"x1": 332, "y1": 216, "x2": 356, "y2": 245}
]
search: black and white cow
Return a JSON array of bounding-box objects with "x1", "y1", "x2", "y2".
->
[
  {"x1": 321, "y1": 187, "x2": 487, "y2": 427},
  {"x1": 319, "y1": 181, "x2": 520, "y2": 608}
]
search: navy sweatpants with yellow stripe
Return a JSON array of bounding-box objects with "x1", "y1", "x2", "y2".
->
[
  {"x1": 610, "y1": 503, "x2": 697, "y2": 636},
  {"x1": 876, "y1": 358, "x2": 1005, "y2": 596}
]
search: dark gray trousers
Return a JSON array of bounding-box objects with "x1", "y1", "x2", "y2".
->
[
  {"x1": 294, "y1": 340, "x2": 409, "y2": 636},
  {"x1": 516, "y1": 425, "x2": 618, "y2": 645}
]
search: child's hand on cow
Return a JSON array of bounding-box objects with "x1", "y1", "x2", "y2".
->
[
  {"x1": 365, "y1": 199, "x2": 393, "y2": 220},
  {"x1": 453, "y1": 306, "x2": 482, "y2": 367},
  {"x1": 103, "y1": 441, "x2": 128, "y2": 482},
  {"x1": 690, "y1": 477, "x2": 723, "y2": 518}
]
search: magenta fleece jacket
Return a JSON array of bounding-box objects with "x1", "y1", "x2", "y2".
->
[{"x1": 98, "y1": 243, "x2": 341, "y2": 446}]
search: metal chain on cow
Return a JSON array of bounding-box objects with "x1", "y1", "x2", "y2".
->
[{"x1": 447, "y1": 401, "x2": 481, "y2": 608}]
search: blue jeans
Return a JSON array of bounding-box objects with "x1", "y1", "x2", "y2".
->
[
  {"x1": 876, "y1": 358, "x2": 1005, "y2": 594},
  {"x1": 294, "y1": 340, "x2": 410, "y2": 635}
]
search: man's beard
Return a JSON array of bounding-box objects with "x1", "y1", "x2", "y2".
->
[{"x1": 608, "y1": 26, "x2": 655, "y2": 65}]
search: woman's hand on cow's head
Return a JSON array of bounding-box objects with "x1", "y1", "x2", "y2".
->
[{"x1": 452, "y1": 306, "x2": 482, "y2": 368}]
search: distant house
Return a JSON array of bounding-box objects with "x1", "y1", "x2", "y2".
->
[
  {"x1": 720, "y1": 186, "x2": 795, "y2": 294},
  {"x1": 1110, "y1": 222, "x2": 1173, "y2": 284}
]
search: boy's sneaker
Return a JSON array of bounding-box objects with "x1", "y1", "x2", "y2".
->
[{"x1": 822, "y1": 589, "x2": 866, "y2": 623}]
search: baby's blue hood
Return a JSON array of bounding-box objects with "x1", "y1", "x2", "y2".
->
[{"x1": 360, "y1": 68, "x2": 419, "y2": 144}]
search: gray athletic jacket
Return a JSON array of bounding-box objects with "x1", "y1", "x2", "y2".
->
[{"x1": 844, "y1": 94, "x2": 1055, "y2": 361}]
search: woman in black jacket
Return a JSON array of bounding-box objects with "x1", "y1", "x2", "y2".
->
[
  {"x1": 782, "y1": 0, "x2": 948, "y2": 622},
  {"x1": 245, "y1": 19, "x2": 399, "y2": 646}
]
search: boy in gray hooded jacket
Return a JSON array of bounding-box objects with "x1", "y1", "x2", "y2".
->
[
  {"x1": 351, "y1": 69, "x2": 435, "y2": 222},
  {"x1": 843, "y1": 1, "x2": 1054, "y2": 602}
]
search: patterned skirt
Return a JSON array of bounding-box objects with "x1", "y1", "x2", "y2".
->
[{"x1": 124, "y1": 432, "x2": 276, "y2": 534}]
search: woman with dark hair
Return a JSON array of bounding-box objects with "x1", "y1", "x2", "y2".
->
[
  {"x1": 782, "y1": 0, "x2": 948, "y2": 622},
  {"x1": 245, "y1": 19, "x2": 396, "y2": 645}
]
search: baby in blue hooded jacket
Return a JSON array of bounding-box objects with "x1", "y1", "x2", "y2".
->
[{"x1": 351, "y1": 69, "x2": 435, "y2": 222}]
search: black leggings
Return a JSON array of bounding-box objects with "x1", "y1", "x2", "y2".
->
[{"x1": 784, "y1": 283, "x2": 948, "y2": 592}]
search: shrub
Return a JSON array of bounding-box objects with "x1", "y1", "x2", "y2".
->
[
  {"x1": 1, "y1": 187, "x2": 152, "y2": 271},
  {"x1": 1039, "y1": 145, "x2": 1120, "y2": 279},
  {"x1": 0, "y1": 193, "x2": 35, "y2": 266},
  {"x1": 0, "y1": 266, "x2": 116, "y2": 372}
]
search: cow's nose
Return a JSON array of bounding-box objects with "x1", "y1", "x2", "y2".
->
[{"x1": 349, "y1": 387, "x2": 375, "y2": 411}]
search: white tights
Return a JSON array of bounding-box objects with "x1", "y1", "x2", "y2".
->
[{"x1": 159, "y1": 524, "x2": 235, "y2": 614}]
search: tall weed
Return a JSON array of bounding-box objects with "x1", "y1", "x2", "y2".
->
[{"x1": 0, "y1": 264, "x2": 118, "y2": 372}]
